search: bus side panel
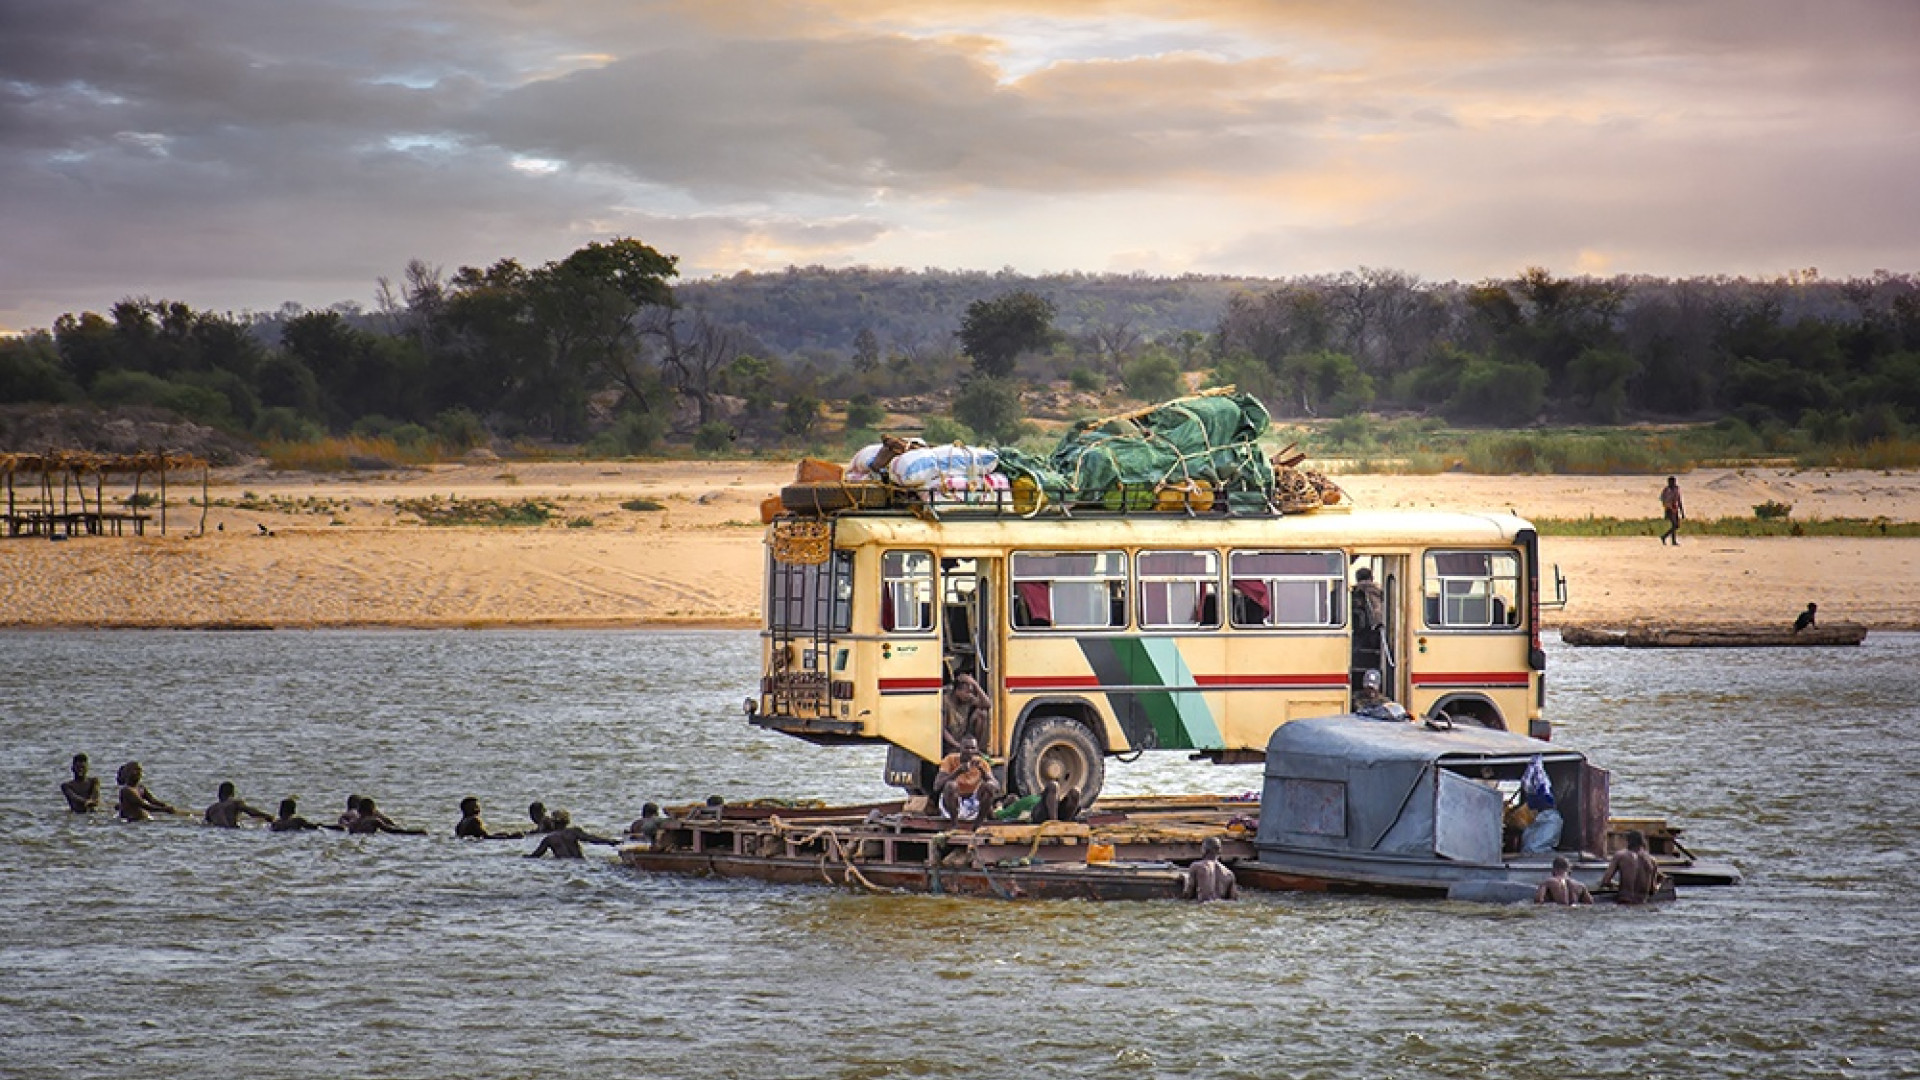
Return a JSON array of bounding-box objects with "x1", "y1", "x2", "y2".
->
[
  {"x1": 862, "y1": 635, "x2": 944, "y2": 762},
  {"x1": 1407, "y1": 630, "x2": 1532, "y2": 731},
  {"x1": 1219, "y1": 633, "x2": 1350, "y2": 749},
  {"x1": 1002, "y1": 635, "x2": 1126, "y2": 751}
]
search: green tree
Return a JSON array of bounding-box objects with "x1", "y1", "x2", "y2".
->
[
  {"x1": 959, "y1": 291, "x2": 1055, "y2": 378},
  {"x1": 782, "y1": 393, "x2": 821, "y2": 438},
  {"x1": 1120, "y1": 353, "x2": 1183, "y2": 402},
  {"x1": 951, "y1": 376, "x2": 1025, "y2": 443}
]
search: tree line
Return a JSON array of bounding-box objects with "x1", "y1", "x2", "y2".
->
[{"x1": 3, "y1": 242, "x2": 1917, "y2": 456}]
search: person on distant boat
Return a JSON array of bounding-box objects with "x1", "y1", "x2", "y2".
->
[
  {"x1": 116, "y1": 761, "x2": 177, "y2": 821},
  {"x1": 1793, "y1": 602, "x2": 1818, "y2": 633},
  {"x1": 455, "y1": 796, "x2": 523, "y2": 840},
  {"x1": 1659, "y1": 477, "x2": 1685, "y2": 546},
  {"x1": 693, "y1": 795, "x2": 726, "y2": 821},
  {"x1": 347, "y1": 797, "x2": 426, "y2": 836},
  {"x1": 270, "y1": 797, "x2": 325, "y2": 832},
  {"x1": 526, "y1": 810, "x2": 620, "y2": 858},
  {"x1": 1534, "y1": 857, "x2": 1594, "y2": 906},
  {"x1": 527, "y1": 801, "x2": 558, "y2": 833},
  {"x1": 1182, "y1": 836, "x2": 1238, "y2": 902},
  {"x1": 204, "y1": 781, "x2": 274, "y2": 827},
  {"x1": 934, "y1": 737, "x2": 1000, "y2": 827},
  {"x1": 62, "y1": 753, "x2": 101, "y2": 813},
  {"x1": 628, "y1": 802, "x2": 667, "y2": 848},
  {"x1": 1599, "y1": 830, "x2": 1663, "y2": 904}
]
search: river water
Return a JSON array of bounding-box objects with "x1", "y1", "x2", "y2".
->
[{"x1": 3, "y1": 629, "x2": 1915, "y2": 1080}]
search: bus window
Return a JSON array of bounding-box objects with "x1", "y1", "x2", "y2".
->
[
  {"x1": 1012, "y1": 551, "x2": 1127, "y2": 630},
  {"x1": 1229, "y1": 550, "x2": 1345, "y2": 628},
  {"x1": 1138, "y1": 550, "x2": 1220, "y2": 630},
  {"x1": 1423, "y1": 550, "x2": 1521, "y2": 629},
  {"x1": 769, "y1": 549, "x2": 853, "y2": 633},
  {"x1": 881, "y1": 551, "x2": 934, "y2": 632}
]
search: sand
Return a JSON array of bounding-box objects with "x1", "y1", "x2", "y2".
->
[{"x1": 3, "y1": 462, "x2": 1916, "y2": 631}]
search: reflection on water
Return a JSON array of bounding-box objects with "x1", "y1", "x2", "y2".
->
[{"x1": 2, "y1": 629, "x2": 1916, "y2": 1079}]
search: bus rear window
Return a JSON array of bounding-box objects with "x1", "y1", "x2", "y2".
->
[
  {"x1": 769, "y1": 550, "x2": 853, "y2": 633},
  {"x1": 1229, "y1": 550, "x2": 1344, "y2": 628},
  {"x1": 1012, "y1": 551, "x2": 1127, "y2": 630},
  {"x1": 1424, "y1": 550, "x2": 1521, "y2": 629}
]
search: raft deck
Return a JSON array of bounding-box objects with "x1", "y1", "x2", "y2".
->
[{"x1": 1562, "y1": 623, "x2": 1867, "y2": 647}]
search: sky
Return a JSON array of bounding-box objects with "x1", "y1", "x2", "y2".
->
[{"x1": 2, "y1": 0, "x2": 1917, "y2": 334}]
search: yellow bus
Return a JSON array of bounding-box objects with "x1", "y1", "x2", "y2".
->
[{"x1": 750, "y1": 503, "x2": 1554, "y2": 806}]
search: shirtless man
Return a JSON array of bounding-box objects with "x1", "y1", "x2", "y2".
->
[
  {"x1": 933, "y1": 738, "x2": 1000, "y2": 826},
  {"x1": 1599, "y1": 830, "x2": 1663, "y2": 904},
  {"x1": 455, "y1": 796, "x2": 523, "y2": 840},
  {"x1": 270, "y1": 798, "x2": 325, "y2": 832},
  {"x1": 1534, "y1": 856, "x2": 1595, "y2": 906},
  {"x1": 62, "y1": 754, "x2": 101, "y2": 813},
  {"x1": 116, "y1": 761, "x2": 177, "y2": 821},
  {"x1": 347, "y1": 797, "x2": 426, "y2": 836},
  {"x1": 338, "y1": 795, "x2": 366, "y2": 831},
  {"x1": 527, "y1": 801, "x2": 558, "y2": 834},
  {"x1": 526, "y1": 810, "x2": 620, "y2": 858},
  {"x1": 628, "y1": 803, "x2": 666, "y2": 848},
  {"x1": 204, "y1": 782, "x2": 274, "y2": 827},
  {"x1": 1182, "y1": 837, "x2": 1238, "y2": 902}
]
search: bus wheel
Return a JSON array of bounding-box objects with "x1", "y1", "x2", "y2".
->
[{"x1": 1014, "y1": 717, "x2": 1106, "y2": 808}]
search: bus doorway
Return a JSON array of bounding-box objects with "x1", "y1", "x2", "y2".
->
[
  {"x1": 1350, "y1": 553, "x2": 1407, "y2": 707},
  {"x1": 940, "y1": 557, "x2": 998, "y2": 746}
]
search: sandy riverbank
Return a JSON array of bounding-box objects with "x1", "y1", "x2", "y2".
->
[{"x1": 3, "y1": 462, "x2": 1916, "y2": 630}]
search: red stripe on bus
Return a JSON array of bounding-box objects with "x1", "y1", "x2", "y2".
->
[
  {"x1": 1411, "y1": 672, "x2": 1530, "y2": 687},
  {"x1": 1193, "y1": 673, "x2": 1349, "y2": 688},
  {"x1": 1004, "y1": 675, "x2": 1103, "y2": 690},
  {"x1": 878, "y1": 678, "x2": 943, "y2": 693}
]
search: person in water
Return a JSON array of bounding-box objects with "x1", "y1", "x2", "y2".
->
[
  {"x1": 455, "y1": 797, "x2": 523, "y2": 840},
  {"x1": 526, "y1": 810, "x2": 620, "y2": 859},
  {"x1": 527, "y1": 801, "x2": 557, "y2": 833},
  {"x1": 338, "y1": 794, "x2": 366, "y2": 831},
  {"x1": 269, "y1": 798, "x2": 325, "y2": 832},
  {"x1": 116, "y1": 762, "x2": 177, "y2": 821},
  {"x1": 1599, "y1": 830, "x2": 1664, "y2": 904},
  {"x1": 347, "y1": 797, "x2": 426, "y2": 836},
  {"x1": 62, "y1": 753, "x2": 101, "y2": 813},
  {"x1": 1182, "y1": 837, "x2": 1238, "y2": 902},
  {"x1": 204, "y1": 782, "x2": 274, "y2": 827},
  {"x1": 628, "y1": 803, "x2": 666, "y2": 848},
  {"x1": 1534, "y1": 856, "x2": 1594, "y2": 906}
]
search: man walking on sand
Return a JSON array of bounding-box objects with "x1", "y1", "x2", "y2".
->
[{"x1": 1659, "y1": 477, "x2": 1685, "y2": 546}]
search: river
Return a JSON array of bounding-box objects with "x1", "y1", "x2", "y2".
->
[{"x1": 2, "y1": 629, "x2": 1915, "y2": 1079}]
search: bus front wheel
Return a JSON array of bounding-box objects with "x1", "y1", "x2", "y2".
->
[{"x1": 1013, "y1": 717, "x2": 1106, "y2": 808}]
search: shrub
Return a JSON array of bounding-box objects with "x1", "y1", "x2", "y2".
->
[
  {"x1": 1067, "y1": 367, "x2": 1103, "y2": 393},
  {"x1": 921, "y1": 416, "x2": 974, "y2": 445},
  {"x1": 844, "y1": 394, "x2": 886, "y2": 430},
  {"x1": 1120, "y1": 354, "x2": 1183, "y2": 402},
  {"x1": 951, "y1": 376, "x2": 1025, "y2": 443},
  {"x1": 566, "y1": 516, "x2": 595, "y2": 528},
  {"x1": 587, "y1": 410, "x2": 667, "y2": 457},
  {"x1": 434, "y1": 407, "x2": 488, "y2": 451},
  {"x1": 1754, "y1": 500, "x2": 1793, "y2": 520},
  {"x1": 620, "y1": 498, "x2": 665, "y2": 512},
  {"x1": 693, "y1": 420, "x2": 736, "y2": 452}
]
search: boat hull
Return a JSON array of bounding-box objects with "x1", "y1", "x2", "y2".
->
[{"x1": 621, "y1": 847, "x2": 1187, "y2": 901}]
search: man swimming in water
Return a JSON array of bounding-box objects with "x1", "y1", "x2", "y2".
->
[
  {"x1": 628, "y1": 803, "x2": 666, "y2": 849},
  {"x1": 269, "y1": 798, "x2": 325, "y2": 832},
  {"x1": 455, "y1": 797, "x2": 524, "y2": 840},
  {"x1": 1181, "y1": 836, "x2": 1239, "y2": 902},
  {"x1": 527, "y1": 801, "x2": 557, "y2": 833},
  {"x1": 1599, "y1": 829, "x2": 1664, "y2": 904},
  {"x1": 116, "y1": 762, "x2": 177, "y2": 821},
  {"x1": 347, "y1": 797, "x2": 426, "y2": 836},
  {"x1": 338, "y1": 795, "x2": 365, "y2": 831},
  {"x1": 204, "y1": 782, "x2": 274, "y2": 827},
  {"x1": 62, "y1": 753, "x2": 101, "y2": 813},
  {"x1": 526, "y1": 810, "x2": 620, "y2": 858},
  {"x1": 1534, "y1": 856, "x2": 1595, "y2": 906}
]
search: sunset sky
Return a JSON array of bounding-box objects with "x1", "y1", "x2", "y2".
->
[{"x1": 3, "y1": 0, "x2": 1916, "y2": 333}]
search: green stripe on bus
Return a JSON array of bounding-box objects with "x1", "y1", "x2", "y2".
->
[{"x1": 1112, "y1": 638, "x2": 1223, "y2": 751}]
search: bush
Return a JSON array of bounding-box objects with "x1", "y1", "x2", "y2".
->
[
  {"x1": 254, "y1": 407, "x2": 326, "y2": 443},
  {"x1": 620, "y1": 498, "x2": 665, "y2": 512},
  {"x1": 693, "y1": 420, "x2": 736, "y2": 452},
  {"x1": 951, "y1": 376, "x2": 1026, "y2": 443},
  {"x1": 1067, "y1": 367, "x2": 1103, "y2": 393},
  {"x1": 586, "y1": 410, "x2": 667, "y2": 457},
  {"x1": 1120, "y1": 353, "x2": 1184, "y2": 403},
  {"x1": 844, "y1": 394, "x2": 886, "y2": 430},
  {"x1": 782, "y1": 394, "x2": 822, "y2": 438},
  {"x1": 921, "y1": 416, "x2": 974, "y2": 445},
  {"x1": 434, "y1": 407, "x2": 488, "y2": 451},
  {"x1": 1754, "y1": 500, "x2": 1793, "y2": 520}
]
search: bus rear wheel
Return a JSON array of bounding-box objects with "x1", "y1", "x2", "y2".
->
[{"x1": 1013, "y1": 717, "x2": 1105, "y2": 808}]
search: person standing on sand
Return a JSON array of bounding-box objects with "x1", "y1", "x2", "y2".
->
[
  {"x1": 62, "y1": 754, "x2": 101, "y2": 813},
  {"x1": 1659, "y1": 477, "x2": 1685, "y2": 545}
]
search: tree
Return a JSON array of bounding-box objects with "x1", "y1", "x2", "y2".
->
[
  {"x1": 1120, "y1": 352, "x2": 1183, "y2": 402},
  {"x1": 952, "y1": 376, "x2": 1025, "y2": 443},
  {"x1": 959, "y1": 291, "x2": 1055, "y2": 378}
]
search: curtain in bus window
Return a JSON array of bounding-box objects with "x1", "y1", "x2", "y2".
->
[
  {"x1": 1015, "y1": 581, "x2": 1052, "y2": 625},
  {"x1": 1231, "y1": 579, "x2": 1270, "y2": 621},
  {"x1": 880, "y1": 585, "x2": 896, "y2": 631}
]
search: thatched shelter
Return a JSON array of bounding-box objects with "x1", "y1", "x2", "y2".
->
[{"x1": 1, "y1": 450, "x2": 210, "y2": 537}]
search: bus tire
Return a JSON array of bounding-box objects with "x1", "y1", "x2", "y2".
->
[{"x1": 1013, "y1": 717, "x2": 1106, "y2": 808}]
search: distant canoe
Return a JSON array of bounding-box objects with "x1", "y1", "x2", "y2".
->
[{"x1": 1561, "y1": 623, "x2": 1867, "y2": 648}]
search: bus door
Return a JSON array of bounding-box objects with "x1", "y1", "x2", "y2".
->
[
  {"x1": 940, "y1": 556, "x2": 999, "y2": 746},
  {"x1": 1349, "y1": 553, "x2": 1407, "y2": 705}
]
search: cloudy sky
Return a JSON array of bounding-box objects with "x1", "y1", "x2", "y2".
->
[{"x1": 3, "y1": 0, "x2": 1916, "y2": 333}]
